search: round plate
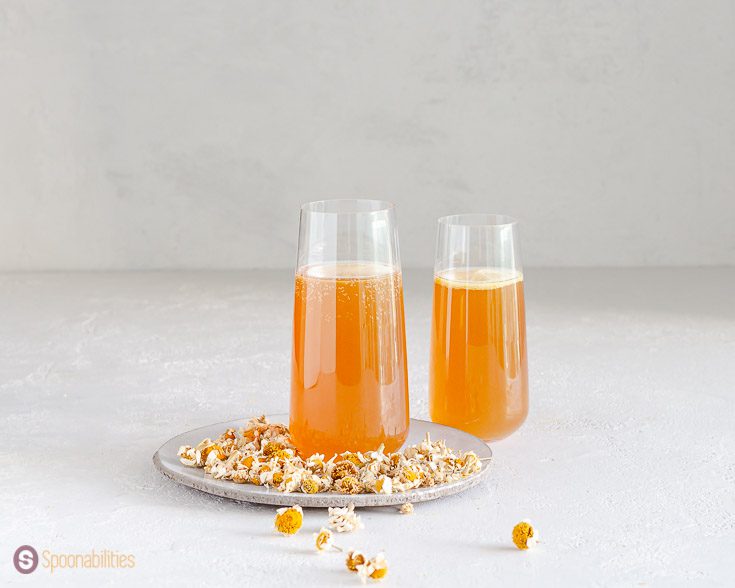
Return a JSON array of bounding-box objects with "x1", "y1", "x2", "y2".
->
[{"x1": 153, "y1": 414, "x2": 492, "y2": 508}]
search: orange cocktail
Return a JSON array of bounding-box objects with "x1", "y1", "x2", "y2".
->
[
  {"x1": 290, "y1": 264, "x2": 409, "y2": 458},
  {"x1": 429, "y1": 268, "x2": 528, "y2": 441}
]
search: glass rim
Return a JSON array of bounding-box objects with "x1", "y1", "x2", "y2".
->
[
  {"x1": 437, "y1": 213, "x2": 517, "y2": 227},
  {"x1": 301, "y1": 199, "x2": 395, "y2": 215}
]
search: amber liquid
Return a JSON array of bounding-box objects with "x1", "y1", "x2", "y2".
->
[
  {"x1": 290, "y1": 262, "x2": 409, "y2": 458},
  {"x1": 429, "y1": 268, "x2": 528, "y2": 441}
]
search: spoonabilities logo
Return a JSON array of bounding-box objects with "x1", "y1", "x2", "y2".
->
[{"x1": 13, "y1": 545, "x2": 39, "y2": 574}]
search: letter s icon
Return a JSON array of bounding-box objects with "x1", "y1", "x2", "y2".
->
[{"x1": 13, "y1": 545, "x2": 39, "y2": 574}]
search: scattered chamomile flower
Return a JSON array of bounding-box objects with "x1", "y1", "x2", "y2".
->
[
  {"x1": 274, "y1": 505, "x2": 303, "y2": 536},
  {"x1": 368, "y1": 553, "x2": 388, "y2": 580},
  {"x1": 398, "y1": 502, "x2": 414, "y2": 515},
  {"x1": 314, "y1": 527, "x2": 335, "y2": 553},
  {"x1": 357, "y1": 553, "x2": 388, "y2": 582},
  {"x1": 345, "y1": 549, "x2": 366, "y2": 572},
  {"x1": 512, "y1": 519, "x2": 539, "y2": 550},
  {"x1": 328, "y1": 503, "x2": 364, "y2": 533}
]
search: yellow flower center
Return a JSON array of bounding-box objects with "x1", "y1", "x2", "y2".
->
[
  {"x1": 512, "y1": 522, "x2": 534, "y2": 550},
  {"x1": 275, "y1": 508, "x2": 303, "y2": 535},
  {"x1": 402, "y1": 467, "x2": 419, "y2": 482},
  {"x1": 301, "y1": 478, "x2": 319, "y2": 494},
  {"x1": 346, "y1": 552, "x2": 365, "y2": 572},
  {"x1": 315, "y1": 531, "x2": 331, "y2": 550},
  {"x1": 263, "y1": 442, "x2": 285, "y2": 456},
  {"x1": 339, "y1": 476, "x2": 361, "y2": 494},
  {"x1": 340, "y1": 452, "x2": 363, "y2": 467},
  {"x1": 201, "y1": 444, "x2": 225, "y2": 462},
  {"x1": 371, "y1": 567, "x2": 388, "y2": 579}
]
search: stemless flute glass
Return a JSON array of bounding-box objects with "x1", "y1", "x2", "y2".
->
[
  {"x1": 290, "y1": 200, "x2": 409, "y2": 458},
  {"x1": 429, "y1": 214, "x2": 528, "y2": 441}
]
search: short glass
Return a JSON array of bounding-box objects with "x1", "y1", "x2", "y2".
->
[
  {"x1": 290, "y1": 199, "x2": 409, "y2": 458},
  {"x1": 429, "y1": 214, "x2": 528, "y2": 441}
]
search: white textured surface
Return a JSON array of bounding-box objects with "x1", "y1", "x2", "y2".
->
[
  {"x1": 1, "y1": 268, "x2": 734, "y2": 585},
  {"x1": 1, "y1": 1, "x2": 735, "y2": 270}
]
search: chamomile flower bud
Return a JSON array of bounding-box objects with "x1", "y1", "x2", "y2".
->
[{"x1": 512, "y1": 519, "x2": 538, "y2": 550}]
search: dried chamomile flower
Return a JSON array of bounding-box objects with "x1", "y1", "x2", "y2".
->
[
  {"x1": 263, "y1": 441, "x2": 286, "y2": 457},
  {"x1": 345, "y1": 549, "x2": 366, "y2": 572},
  {"x1": 335, "y1": 476, "x2": 363, "y2": 494},
  {"x1": 300, "y1": 475, "x2": 321, "y2": 494},
  {"x1": 357, "y1": 553, "x2": 388, "y2": 582},
  {"x1": 230, "y1": 470, "x2": 249, "y2": 484},
  {"x1": 359, "y1": 469, "x2": 378, "y2": 490},
  {"x1": 398, "y1": 502, "x2": 413, "y2": 515},
  {"x1": 272, "y1": 448, "x2": 295, "y2": 461},
  {"x1": 177, "y1": 445, "x2": 200, "y2": 466},
  {"x1": 239, "y1": 455, "x2": 255, "y2": 469},
  {"x1": 245, "y1": 414, "x2": 269, "y2": 430},
  {"x1": 202, "y1": 444, "x2": 226, "y2": 464},
  {"x1": 279, "y1": 472, "x2": 302, "y2": 493},
  {"x1": 328, "y1": 503, "x2": 363, "y2": 533},
  {"x1": 209, "y1": 462, "x2": 228, "y2": 479},
  {"x1": 306, "y1": 453, "x2": 326, "y2": 472},
  {"x1": 512, "y1": 519, "x2": 538, "y2": 550},
  {"x1": 331, "y1": 461, "x2": 360, "y2": 480},
  {"x1": 367, "y1": 444, "x2": 388, "y2": 463},
  {"x1": 374, "y1": 475, "x2": 392, "y2": 495},
  {"x1": 313, "y1": 527, "x2": 334, "y2": 553},
  {"x1": 264, "y1": 470, "x2": 284, "y2": 487},
  {"x1": 399, "y1": 466, "x2": 420, "y2": 486},
  {"x1": 274, "y1": 505, "x2": 303, "y2": 536},
  {"x1": 460, "y1": 452, "x2": 481, "y2": 474},
  {"x1": 339, "y1": 452, "x2": 366, "y2": 467}
]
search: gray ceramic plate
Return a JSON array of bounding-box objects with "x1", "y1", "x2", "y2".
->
[{"x1": 153, "y1": 414, "x2": 492, "y2": 508}]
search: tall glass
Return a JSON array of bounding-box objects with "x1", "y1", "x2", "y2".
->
[
  {"x1": 290, "y1": 200, "x2": 409, "y2": 458},
  {"x1": 429, "y1": 214, "x2": 528, "y2": 441}
]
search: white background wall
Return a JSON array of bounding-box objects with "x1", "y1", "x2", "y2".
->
[{"x1": 1, "y1": 0, "x2": 733, "y2": 270}]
